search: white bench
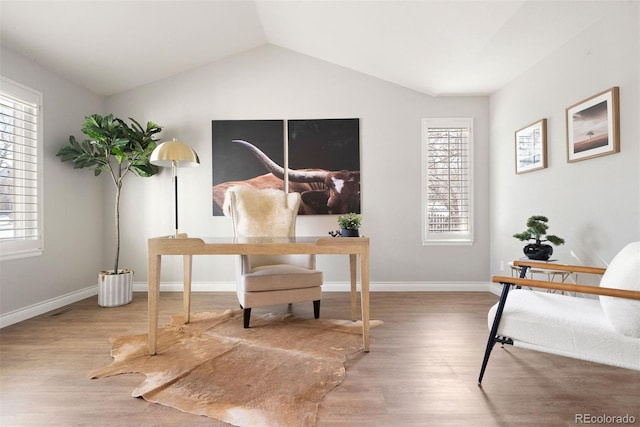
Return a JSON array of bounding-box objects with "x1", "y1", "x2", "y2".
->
[{"x1": 479, "y1": 242, "x2": 640, "y2": 384}]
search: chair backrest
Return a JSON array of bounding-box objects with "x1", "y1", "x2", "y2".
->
[
  {"x1": 223, "y1": 186, "x2": 312, "y2": 270},
  {"x1": 223, "y1": 186, "x2": 300, "y2": 238}
]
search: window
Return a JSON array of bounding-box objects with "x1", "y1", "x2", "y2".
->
[
  {"x1": 0, "y1": 77, "x2": 43, "y2": 260},
  {"x1": 421, "y1": 118, "x2": 473, "y2": 245}
]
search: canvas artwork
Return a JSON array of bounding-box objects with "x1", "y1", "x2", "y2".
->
[{"x1": 212, "y1": 118, "x2": 360, "y2": 216}]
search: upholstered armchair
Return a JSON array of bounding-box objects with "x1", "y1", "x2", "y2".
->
[
  {"x1": 223, "y1": 186, "x2": 323, "y2": 328},
  {"x1": 479, "y1": 241, "x2": 640, "y2": 384}
]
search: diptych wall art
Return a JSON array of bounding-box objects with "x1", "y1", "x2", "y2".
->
[{"x1": 212, "y1": 118, "x2": 360, "y2": 216}]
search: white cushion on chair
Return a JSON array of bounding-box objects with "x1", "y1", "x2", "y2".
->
[{"x1": 599, "y1": 242, "x2": 640, "y2": 338}]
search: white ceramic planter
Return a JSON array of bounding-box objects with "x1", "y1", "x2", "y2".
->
[{"x1": 98, "y1": 270, "x2": 133, "y2": 307}]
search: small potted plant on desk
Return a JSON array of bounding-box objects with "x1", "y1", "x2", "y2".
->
[
  {"x1": 329, "y1": 212, "x2": 362, "y2": 237},
  {"x1": 513, "y1": 215, "x2": 565, "y2": 261}
]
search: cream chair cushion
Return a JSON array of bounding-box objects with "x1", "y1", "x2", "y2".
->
[{"x1": 241, "y1": 264, "x2": 323, "y2": 292}]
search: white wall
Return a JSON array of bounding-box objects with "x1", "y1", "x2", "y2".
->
[
  {"x1": 4, "y1": 2, "x2": 635, "y2": 324},
  {"x1": 106, "y1": 45, "x2": 491, "y2": 289},
  {"x1": 0, "y1": 46, "x2": 105, "y2": 320},
  {"x1": 489, "y1": 2, "x2": 639, "y2": 279}
]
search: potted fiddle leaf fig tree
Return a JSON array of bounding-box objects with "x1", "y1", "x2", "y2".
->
[
  {"x1": 56, "y1": 114, "x2": 162, "y2": 306},
  {"x1": 513, "y1": 215, "x2": 565, "y2": 261}
]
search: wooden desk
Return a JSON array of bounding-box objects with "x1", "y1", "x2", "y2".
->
[{"x1": 147, "y1": 235, "x2": 371, "y2": 355}]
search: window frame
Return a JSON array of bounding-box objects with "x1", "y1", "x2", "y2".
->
[
  {"x1": 421, "y1": 117, "x2": 474, "y2": 246},
  {"x1": 0, "y1": 76, "x2": 44, "y2": 261}
]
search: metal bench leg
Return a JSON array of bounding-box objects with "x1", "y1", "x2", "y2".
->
[{"x1": 478, "y1": 266, "x2": 529, "y2": 385}]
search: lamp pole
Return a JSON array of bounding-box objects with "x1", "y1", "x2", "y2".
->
[
  {"x1": 150, "y1": 138, "x2": 200, "y2": 238},
  {"x1": 173, "y1": 160, "x2": 179, "y2": 238}
]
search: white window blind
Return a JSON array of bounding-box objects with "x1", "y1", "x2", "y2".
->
[
  {"x1": 0, "y1": 77, "x2": 43, "y2": 260},
  {"x1": 422, "y1": 118, "x2": 473, "y2": 245}
]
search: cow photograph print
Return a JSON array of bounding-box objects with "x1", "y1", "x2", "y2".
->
[{"x1": 211, "y1": 118, "x2": 360, "y2": 216}]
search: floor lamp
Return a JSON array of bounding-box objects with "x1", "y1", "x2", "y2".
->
[{"x1": 150, "y1": 138, "x2": 200, "y2": 238}]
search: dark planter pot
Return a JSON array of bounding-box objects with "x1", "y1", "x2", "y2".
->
[
  {"x1": 340, "y1": 228, "x2": 360, "y2": 237},
  {"x1": 523, "y1": 243, "x2": 553, "y2": 261}
]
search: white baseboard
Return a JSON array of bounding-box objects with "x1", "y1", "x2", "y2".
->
[
  {"x1": 367, "y1": 281, "x2": 490, "y2": 292},
  {"x1": 1, "y1": 281, "x2": 493, "y2": 329},
  {"x1": 489, "y1": 283, "x2": 502, "y2": 296},
  {"x1": 0, "y1": 285, "x2": 98, "y2": 329}
]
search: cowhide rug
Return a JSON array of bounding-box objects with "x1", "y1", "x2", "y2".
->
[{"x1": 89, "y1": 309, "x2": 381, "y2": 427}]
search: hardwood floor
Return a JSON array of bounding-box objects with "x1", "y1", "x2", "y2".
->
[{"x1": 1, "y1": 292, "x2": 638, "y2": 426}]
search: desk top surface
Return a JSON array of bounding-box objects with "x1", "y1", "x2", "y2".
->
[
  {"x1": 148, "y1": 235, "x2": 369, "y2": 255},
  {"x1": 151, "y1": 235, "x2": 367, "y2": 243}
]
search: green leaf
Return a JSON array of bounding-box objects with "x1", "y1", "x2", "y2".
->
[
  {"x1": 128, "y1": 117, "x2": 143, "y2": 134},
  {"x1": 111, "y1": 146, "x2": 125, "y2": 164},
  {"x1": 69, "y1": 135, "x2": 82, "y2": 151},
  {"x1": 81, "y1": 139, "x2": 95, "y2": 154},
  {"x1": 56, "y1": 146, "x2": 76, "y2": 161}
]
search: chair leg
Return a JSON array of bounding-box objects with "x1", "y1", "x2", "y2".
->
[
  {"x1": 313, "y1": 300, "x2": 320, "y2": 319},
  {"x1": 243, "y1": 307, "x2": 252, "y2": 328}
]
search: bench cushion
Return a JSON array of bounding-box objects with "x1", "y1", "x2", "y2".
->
[
  {"x1": 488, "y1": 289, "x2": 640, "y2": 370},
  {"x1": 599, "y1": 242, "x2": 640, "y2": 338}
]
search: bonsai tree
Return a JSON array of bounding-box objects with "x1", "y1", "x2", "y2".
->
[
  {"x1": 56, "y1": 114, "x2": 162, "y2": 274},
  {"x1": 338, "y1": 212, "x2": 362, "y2": 230},
  {"x1": 513, "y1": 215, "x2": 565, "y2": 246}
]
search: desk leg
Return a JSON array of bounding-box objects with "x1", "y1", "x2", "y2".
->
[
  {"x1": 148, "y1": 254, "x2": 161, "y2": 355},
  {"x1": 349, "y1": 254, "x2": 358, "y2": 321},
  {"x1": 183, "y1": 255, "x2": 193, "y2": 324},
  {"x1": 360, "y1": 247, "x2": 370, "y2": 352}
]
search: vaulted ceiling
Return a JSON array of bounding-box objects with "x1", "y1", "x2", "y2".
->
[{"x1": 0, "y1": 1, "x2": 620, "y2": 97}]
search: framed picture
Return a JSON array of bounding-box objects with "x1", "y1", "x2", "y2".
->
[
  {"x1": 566, "y1": 87, "x2": 620, "y2": 163},
  {"x1": 515, "y1": 119, "x2": 547, "y2": 174}
]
